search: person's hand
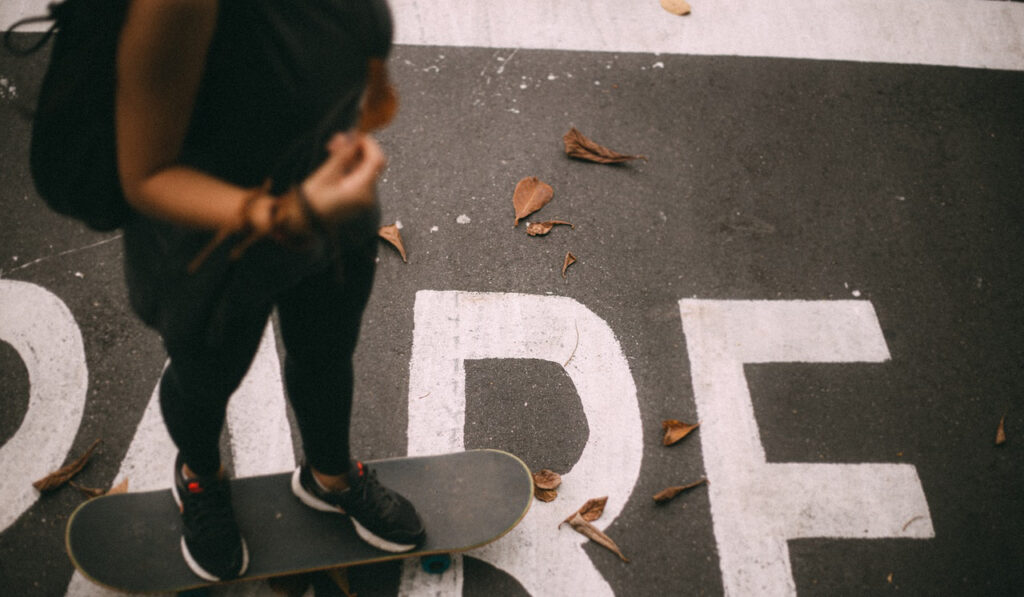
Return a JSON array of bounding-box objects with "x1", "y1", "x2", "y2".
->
[{"x1": 301, "y1": 132, "x2": 387, "y2": 224}]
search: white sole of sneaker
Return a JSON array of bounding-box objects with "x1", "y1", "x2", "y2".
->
[
  {"x1": 180, "y1": 536, "x2": 250, "y2": 582},
  {"x1": 349, "y1": 518, "x2": 418, "y2": 553},
  {"x1": 290, "y1": 467, "x2": 346, "y2": 513},
  {"x1": 290, "y1": 468, "x2": 418, "y2": 553}
]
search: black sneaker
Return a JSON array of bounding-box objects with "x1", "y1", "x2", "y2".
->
[
  {"x1": 172, "y1": 454, "x2": 249, "y2": 582},
  {"x1": 291, "y1": 461, "x2": 426, "y2": 552}
]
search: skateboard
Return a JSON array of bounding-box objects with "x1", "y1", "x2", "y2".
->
[{"x1": 66, "y1": 449, "x2": 533, "y2": 594}]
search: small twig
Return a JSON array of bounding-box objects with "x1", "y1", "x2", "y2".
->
[
  {"x1": 901, "y1": 515, "x2": 926, "y2": 532},
  {"x1": 563, "y1": 321, "x2": 580, "y2": 367}
]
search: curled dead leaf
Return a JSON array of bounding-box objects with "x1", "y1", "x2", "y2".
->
[
  {"x1": 662, "y1": 419, "x2": 700, "y2": 446},
  {"x1": 563, "y1": 127, "x2": 646, "y2": 164},
  {"x1": 533, "y1": 469, "x2": 562, "y2": 502},
  {"x1": 562, "y1": 252, "x2": 577, "y2": 279},
  {"x1": 565, "y1": 512, "x2": 629, "y2": 562},
  {"x1": 535, "y1": 488, "x2": 559, "y2": 502},
  {"x1": 357, "y1": 58, "x2": 399, "y2": 132},
  {"x1": 526, "y1": 221, "x2": 574, "y2": 237},
  {"x1": 653, "y1": 477, "x2": 708, "y2": 503},
  {"x1": 563, "y1": 496, "x2": 608, "y2": 525},
  {"x1": 533, "y1": 469, "x2": 562, "y2": 490},
  {"x1": 33, "y1": 438, "x2": 102, "y2": 492},
  {"x1": 996, "y1": 415, "x2": 1007, "y2": 446},
  {"x1": 660, "y1": 0, "x2": 692, "y2": 15},
  {"x1": 378, "y1": 224, "x2": 407, "y2": 262},
  {"x1": 513, "y1": 177, "x2": 554, "y2": 226}
]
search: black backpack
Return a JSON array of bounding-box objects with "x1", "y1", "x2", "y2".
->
[{"x1": 4, "y1": 0, "x2": 131, "y2": 231}]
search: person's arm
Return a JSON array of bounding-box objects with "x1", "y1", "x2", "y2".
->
[
  {"x1": 115, "y1": 0, "x2": 386, "y2": 235},
  {"x1": 116, "y1": 0, "x2": 262, "y2": 231}
]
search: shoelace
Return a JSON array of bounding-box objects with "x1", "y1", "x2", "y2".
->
[{"x1": 355, "y1": 467, "x2": 399, "y2": 518}]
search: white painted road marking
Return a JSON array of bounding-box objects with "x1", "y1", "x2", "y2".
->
[
  {"x1": 678, "y1": 300, "x2": 934, "y2": 596},
  {"x1": 0, "y1": 280, "x2": 88, "y2": 534},
  {"x1": 389, "y1": 0, "x2": 1024, "y2": 71},
  {"x1": 2, "y1": 0, "x2": 1022, "y2": 70},
  {"x1": 401, "y1": 290, "x2": 643, "y2": 596},
  {"x1": 0, "y1": 282, "x2": 941, "y2": 596}
]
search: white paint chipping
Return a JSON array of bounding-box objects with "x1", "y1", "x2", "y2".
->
[
  {"x1": 0, "y1": 280, "x2": 88, "y2": 533},
  {"x1": 678, "y1": 300, "x2": 934, "y2": 597},
  {"x1": 401, "y1": 291, "x2": 643, "y2": 596},
  {"x1": 456, "y1": 214, "x2": 471, "y2": 224}
]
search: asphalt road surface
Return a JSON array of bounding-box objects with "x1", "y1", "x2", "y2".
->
[{"x1": 2, "y1": 1, "x2": 1023, "y2": 596}]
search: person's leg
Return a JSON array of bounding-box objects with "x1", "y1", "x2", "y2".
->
[
  {"x1": 278, "y1": 230, "x2": 425, "y2": 552},
  {"x1": 125, "y1": 215, "x2": 280, "y2": 581},
  {"x1": 276, "y1": 242, "x2": 376, "y2": 476},
  {"x1": 159, "y1": 308, "x2": 270, "y2": 476}
]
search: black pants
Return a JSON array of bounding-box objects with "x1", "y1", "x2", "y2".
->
[{"x1": 123, "y1": 208, "x2": 379, "y2": 477}]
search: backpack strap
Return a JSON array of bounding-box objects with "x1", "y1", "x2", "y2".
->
[{"x1": 3, "y1": 2, "x2": 67, "y2": 56}]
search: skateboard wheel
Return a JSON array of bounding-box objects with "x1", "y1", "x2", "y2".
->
[{"x1": 421, "y1": 553, "x2": 452, "y2": 574}]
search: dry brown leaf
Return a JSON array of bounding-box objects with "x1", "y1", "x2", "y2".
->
[
  {"x1": 996, "y1": 415, "x2": 1007, "y2": 445},
  {"x1": 357, "y1": 58, "x2": 398, "y2": 133},
  {"x1": 660, "y1": 0, "x2": 692, "y2": 15},
  {"x1": 533, "y1": 469, "x2": 562, "y2": 502},
  {"x1": 535, "y1": 488, "x2": 559, "y2": 502},
  {"x1": 533, "y1": 469, "x2": 562, "y2": 490},
  {"x1": 513, "y1": 177, "x2": 554, "y2": 226},
  {"x1": 653, "y1": 478, "x2": 708, "y2": 503},
  {"x1": 565, "y1": 512, "x2": 630, "y2": 562},
  {"x1": 563, "y1": 496, "x2": 608, "y2": 525},
  {"x1": 33, "y1": 438, "x2": 102, "y2": 492},
  {"x1": 563, "y1": 127, "x2": 646, "y2": 164},
  {"x1": 107, "y1": 478, "x2": 130, "y2": 496},
  {"x1": 662, "y1": 419, "x2": 700, "y2": 446},
  {"x1": 562, "y1": 252, "x2": 577, "y2": 279},
  {"x1": 526, "y1": 221, "x2": 574, "y2": 236},
  {"x1": 378, "y1": 224, "x2": 407, "y2": 262}
]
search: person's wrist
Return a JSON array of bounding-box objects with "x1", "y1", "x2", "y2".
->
[
  {"x1": 267, "y1": 186, "x2": 326, "y2": 247},
  {"x1": 292, "y1": 184, "x2": 328, "y2": 234}
]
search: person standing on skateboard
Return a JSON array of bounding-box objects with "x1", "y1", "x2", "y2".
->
[{"x1": 115, "y1": 0, "x2": 425, "y2": 581}]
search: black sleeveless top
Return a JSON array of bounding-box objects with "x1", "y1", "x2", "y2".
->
[
  {"x1": 121, "y1": 0, "x2": 392, "y2": 328},
  {"x1": 180, "y1": 0, "x2": 392, "y2": 193}
]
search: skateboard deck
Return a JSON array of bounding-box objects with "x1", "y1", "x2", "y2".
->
[{"x1": 66, "y1": 449, "x2": 533, "y2": 593}]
